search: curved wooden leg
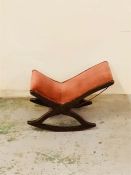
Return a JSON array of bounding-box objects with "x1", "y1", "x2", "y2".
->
[
  {"x1": 27, "y1": 108, "x2": 96, "y2": 132},
  {"x1": 65, "y1": 110, "x2": 96, "y2": 128},
  {"x1": 27, "y1": 109, "x2": 59, "y2": 126}
]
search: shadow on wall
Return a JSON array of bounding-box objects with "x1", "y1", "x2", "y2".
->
[
  {"x1": 109, "y1": 64, "x2": 125, "y2": 94},
  {"x1": 109, "y1": 65, "x2": 131, "y2": 104}
]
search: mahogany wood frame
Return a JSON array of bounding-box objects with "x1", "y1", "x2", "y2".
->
[{"x1": 27, "y1": 80, "x2": 114, "y2": 132}]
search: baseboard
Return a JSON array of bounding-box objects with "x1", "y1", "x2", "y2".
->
[{"x1": 0, "y1": 90, "x2": 130, "y2": 98}]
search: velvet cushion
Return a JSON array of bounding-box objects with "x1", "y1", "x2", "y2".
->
[{"x1": 31, "y1": 61, "x2": 114, "y2": 104}]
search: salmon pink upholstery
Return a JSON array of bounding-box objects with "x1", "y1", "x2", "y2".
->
[{"x1": 31, "y1": 61, "x2": 113, "y2": 104}]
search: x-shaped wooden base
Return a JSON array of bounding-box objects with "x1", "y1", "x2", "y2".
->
[{"x1": 27, "y1": 98, "x2": 96, "y2": 132}]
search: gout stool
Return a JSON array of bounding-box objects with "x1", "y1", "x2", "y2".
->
[{"x1": 27, "y1": 61, "x2": 114, "y2": 132}]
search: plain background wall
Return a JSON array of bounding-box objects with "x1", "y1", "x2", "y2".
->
[{"x1": 0, "y1": 0, "x2": 131, "y2": 96}]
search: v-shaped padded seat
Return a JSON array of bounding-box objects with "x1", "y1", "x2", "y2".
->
[
  {"x1": 31, "y1": 61, "x2": 114, "y2": 104},
  {"x1": 28, "y1": 61, "x2": 114, "y2": 131}
]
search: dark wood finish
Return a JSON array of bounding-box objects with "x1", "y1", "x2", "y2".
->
[
  {"x1": 27, "y1": 80, "x2": 114, "y2": 132},
  {"x1": 27, "y1": 108, "x2": 96, "y2": 132},
  {"x1": 30, "y1": 98, "x2": 92, "y2": 108}
]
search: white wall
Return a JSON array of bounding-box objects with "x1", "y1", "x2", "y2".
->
[{"x1": 0, "y1": 0, "x2": 131, "y2": 96}]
